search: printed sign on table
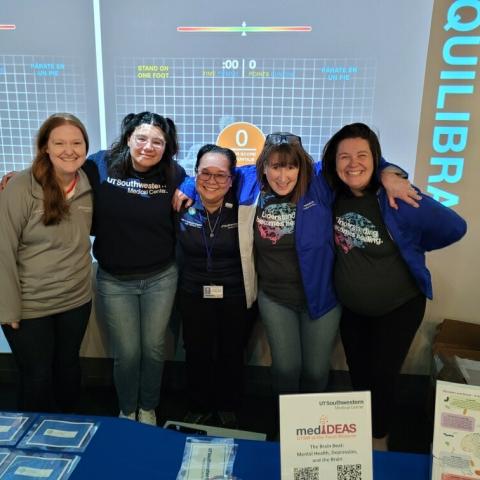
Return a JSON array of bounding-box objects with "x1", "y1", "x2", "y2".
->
[
  {"x1": 280, "y1": 391, "x2": 372, "y2": 480},
  {"x1": 432, "y1": 380, "x2": 480, "y2": 479}
]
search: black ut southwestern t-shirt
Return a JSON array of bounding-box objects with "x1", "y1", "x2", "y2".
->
[
  {"x1": 254, "y1": 189, "x2": 306, "y2": 308},
  {"x1": 333, "y1": 191, "x2": 420, "y2": 316},
  {"x1": 83, "y1": 156, "x2": 185, "y2": 277}
]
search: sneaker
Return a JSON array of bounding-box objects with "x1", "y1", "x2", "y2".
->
[
  {"x1": 217, "y1": 411, "x2": 238, "y2": 429},
  {"x1": 119, "y1": 411, "x2": 136, "y2": 421},
  {"x1": 183, "y1": 411, "x2": 213, "y2": 425},
  {"x1": 138, "y1": 408, "x2": 157, "y2": 426}
]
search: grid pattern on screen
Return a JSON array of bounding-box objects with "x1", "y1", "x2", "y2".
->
[
  {"x1": 114, "y1": 57, "x2": 376, "y2": 172},
  {"x1": 0, "y1": 55, "x2": 87, "y2": 174}
]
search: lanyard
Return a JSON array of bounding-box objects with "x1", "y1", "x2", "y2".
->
[{"x1": 201, "y1": 209, "x2": 223, "y2": 273}]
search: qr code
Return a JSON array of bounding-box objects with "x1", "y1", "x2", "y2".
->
[
  {"x1": 293, "y1": 466, "x2": 319, "y2": 480},
  {"x1": 337, "y1": 464, "x2": 362, "y2": 480}
]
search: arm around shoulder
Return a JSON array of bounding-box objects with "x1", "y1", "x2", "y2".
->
[
  {"x1": 233, "y1": 164, "x2": 259, "y2": 202},
  {"x1": 177, "y1": 175, "x2": 197, "y2": 199}
]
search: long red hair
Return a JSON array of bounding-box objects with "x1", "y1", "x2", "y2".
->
[{"x1": 31, "y1": 113, "x2": 89, "y2": 225}]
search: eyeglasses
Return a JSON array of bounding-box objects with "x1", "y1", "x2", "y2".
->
[
  {"x1": 265, "y1": 133, "x2": 302, "y2": 146},
  {"x1": 132, "y1": 134, "x2": 166, "y2": 150},
  {"x1": 197, "y1": 171, "x2": 232, "y2": 185}
]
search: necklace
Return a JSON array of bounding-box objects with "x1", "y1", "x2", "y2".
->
[
  {"x1": 205, "y1": 206, "x2": 222, "y2": 238},
  {"x1": 65, "y1": 173, "x2": 79, "y2": 194}
]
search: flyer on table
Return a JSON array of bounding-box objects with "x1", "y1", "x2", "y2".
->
[
  {"x1": 432, "y1": 380, "x2": 480, "y2": 480},
  {"x1": 0, "y1": 413, "x2": 35, "y2": 447},
  {"x1": 280, "y1": 391, "x2": 372, "y2": 480}
]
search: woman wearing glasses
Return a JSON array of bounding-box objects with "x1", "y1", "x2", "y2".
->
[
  {"x1": 83, "y1": 112, "x2": 185, "y2": 425},
  {"x1": 175, "y1": 144, "x2": 254, "y2": 428},
  {"x1": 176, "y1": 133, "x2": 417, "y2": 423}
]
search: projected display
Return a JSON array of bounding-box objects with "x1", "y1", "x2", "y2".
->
[
  {"x1": 98, "y1": 0, "x2": 434, "y2": 173},
  {"x1": 1, "y1": 0, "x2": 434, "y2": 174},
  {"x1": 0, "y1": 0, "x2": 100, "y2": 174},
  {"x1": 112, "y1": 56, "x2": 375, "y2": 170},
  {"x1": 0, "y1": 55, "x2": 90, "y2": 171},
  {"x1": 0, "y1": 0, "x2": 435, "y2": 351}
]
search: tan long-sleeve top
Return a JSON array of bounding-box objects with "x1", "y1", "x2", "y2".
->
[{"x1": 0, "y1": 168, "x2": 93, "y2": 323}]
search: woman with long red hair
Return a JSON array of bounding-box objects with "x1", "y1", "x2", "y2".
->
[{"x1": 0, "y1": 112, "x2": 93, "y2": 413}]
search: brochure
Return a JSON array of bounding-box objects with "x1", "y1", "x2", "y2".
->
[
  {"x1": 0, "y1": 451, "x2": 80, "y2": 480},
  {"x1": 18, "y1": 416, "x2": 98, "y2": 453},
  {"x1": 176, "y1": 437, "x2": 237, "y2": 480},
  {"x1": 0, "y1": 414, "x2": 35, "y2": 447},
  {"x1": 432, "y1": 380, "x2": 480, "y2": 479}
]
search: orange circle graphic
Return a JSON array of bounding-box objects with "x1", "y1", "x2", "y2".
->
[{"x1": 216, "y1": 122, "x2": 265, "y2": 166}]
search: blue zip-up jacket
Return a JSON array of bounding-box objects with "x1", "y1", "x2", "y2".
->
[
  {"x1": 180, "y1": 164, "x2": 466, "y2": 316},
  {"x1": 377, "y1": 187, "x2": 467, "y2": 299},
  {"x1": 236, "y1": 164, "x2": 338, "y2": 318}
]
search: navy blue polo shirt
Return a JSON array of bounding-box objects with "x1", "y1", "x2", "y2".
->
[{"x1": 176, "y1": 192, "x2": 245, "y2": 298}]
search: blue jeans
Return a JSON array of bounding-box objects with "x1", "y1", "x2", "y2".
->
[
  {"x1": 96, "y1": 264, "x2": 178, "y2": 414},
  {"x1": 258, "y1": 290, "x2": 341, "y2": 395}
]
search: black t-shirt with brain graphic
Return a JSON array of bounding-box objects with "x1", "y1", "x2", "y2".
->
[
  {"x1": 333, "y1": 190, "x2": 420, "y2": 316},
  {"x1": 254, "y1": 189, "x2": 306, "y2": 308}
]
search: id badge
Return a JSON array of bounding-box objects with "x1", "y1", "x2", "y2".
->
[{"x1": 203, "y1": 285, "x2": 223, "y2": 299}]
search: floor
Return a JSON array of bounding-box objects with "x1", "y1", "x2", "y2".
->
[{"x1": 0, "y1": 364, "x2": 433, "y2": 453}]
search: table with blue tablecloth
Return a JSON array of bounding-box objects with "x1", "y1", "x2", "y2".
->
[{"x1": 60, "y1": 416, "x2": 431, "y2": 479}]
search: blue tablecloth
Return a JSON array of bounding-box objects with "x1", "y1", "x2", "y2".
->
[{"x1": 63, "y1": 416, "x2": 431, "y2": 479}]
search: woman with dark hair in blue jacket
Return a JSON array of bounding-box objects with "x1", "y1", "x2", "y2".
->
[{"x1": 322, "y1": 122, "x2": 467, "y2": 450}]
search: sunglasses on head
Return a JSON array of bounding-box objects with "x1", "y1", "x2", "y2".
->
[{"x1": 265, "y1": 132, "x2": 302, "y2": 146}]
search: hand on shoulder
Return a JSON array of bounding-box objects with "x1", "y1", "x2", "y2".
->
[{"x1": 0, "y1": 171, "x2": 16, "y2": 191}]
